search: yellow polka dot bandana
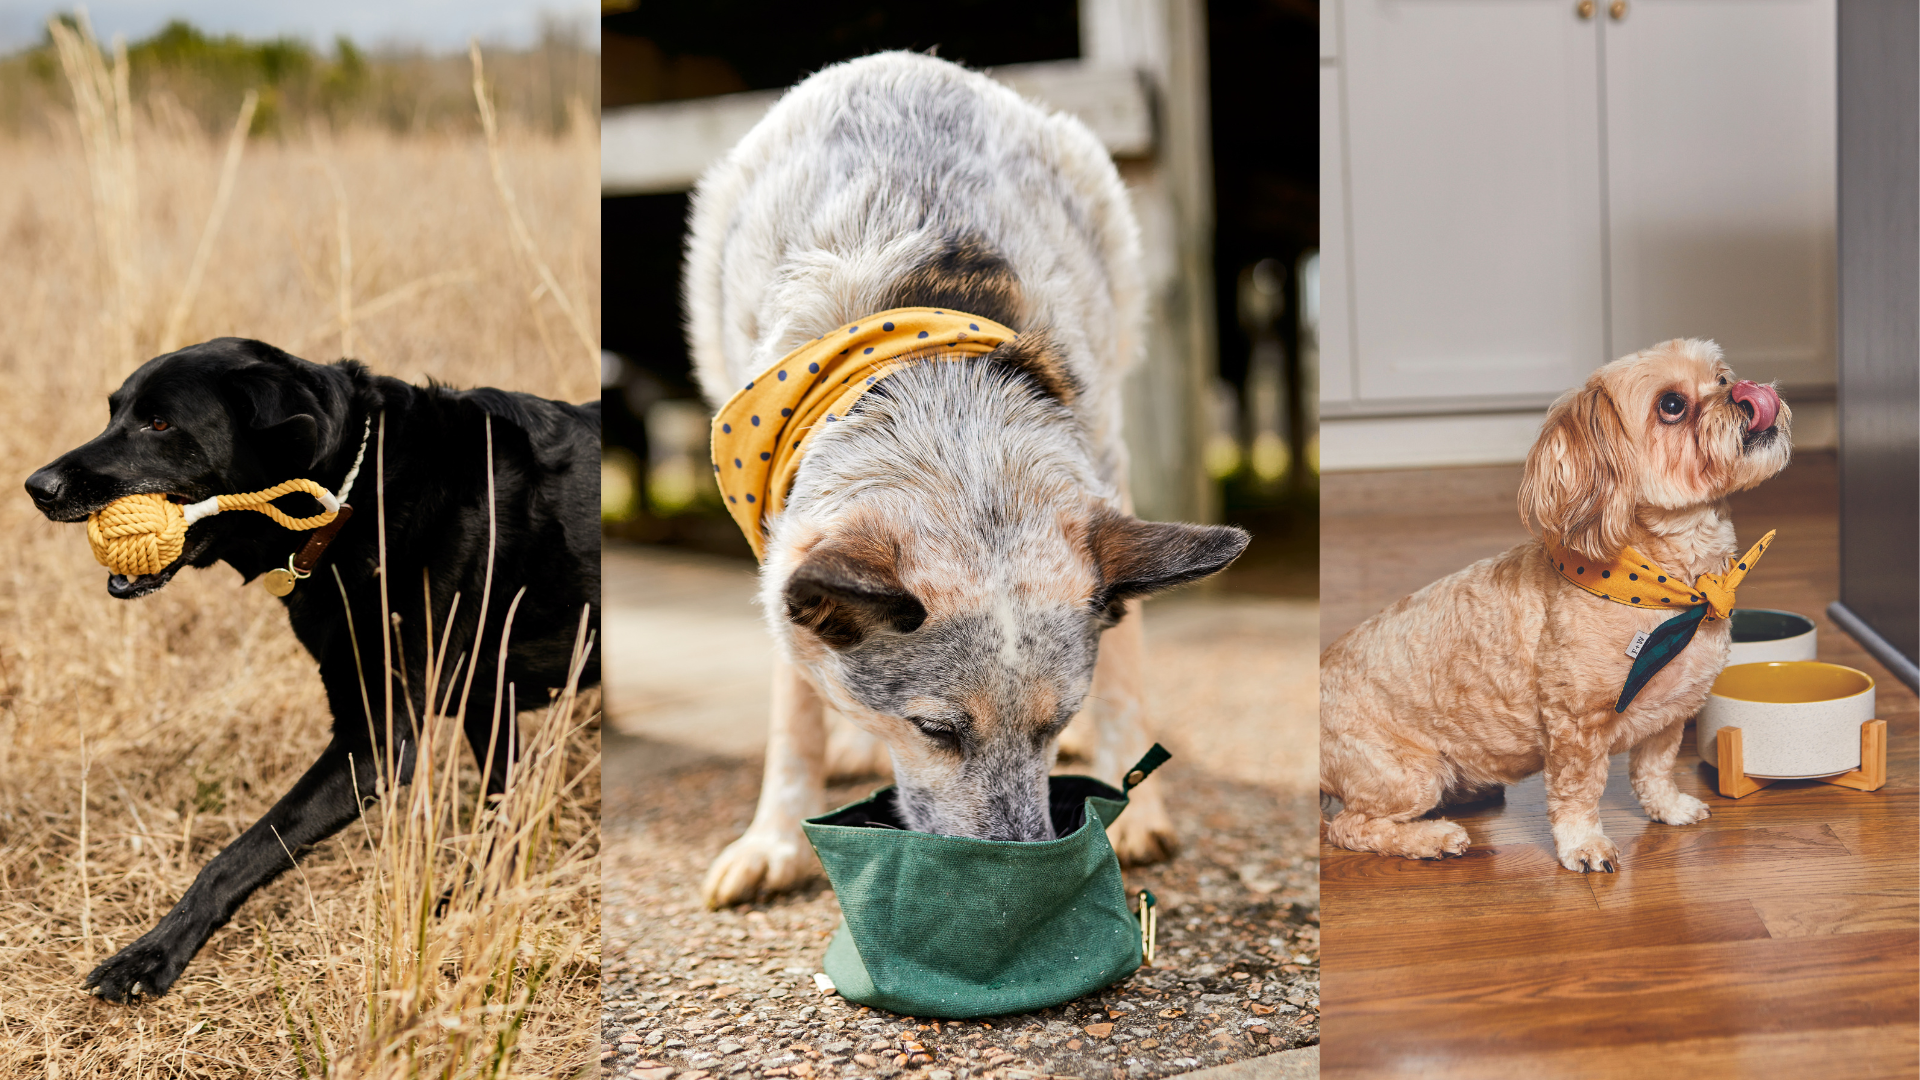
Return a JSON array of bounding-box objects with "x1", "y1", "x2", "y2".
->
[
  {"x1": 710, "y1": 307, "x2": 1016, "y2": 560},
  {"x1": 1547, "y1": 530, "x2": 1776, "y2": 622}
]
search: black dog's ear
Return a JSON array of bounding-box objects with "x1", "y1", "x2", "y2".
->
[
  {"x1": 1089, "y1": 509, "x2": 1250, "y2": 608},
  {"x1": 783, "y1": 530, "x2": 926, "y2": 650},
  {"x1": 257, "y1": 413, "x2": 321, "y2": 471},
  {"x1": 225, "y1": 364, "x2": 331, "y2": 471}
]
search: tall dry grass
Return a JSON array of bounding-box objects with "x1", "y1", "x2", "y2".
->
[{"x1": 0, "y1": 16, "x2": 600, "y2": 1079}]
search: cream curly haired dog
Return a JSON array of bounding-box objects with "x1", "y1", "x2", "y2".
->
[{"x1": 1320, "y1": 339, "x2": 1792, "y2": 872}]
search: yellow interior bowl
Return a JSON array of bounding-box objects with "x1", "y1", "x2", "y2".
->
[{"x1": 1710, "y1": 661, "x2": 1875, "y2": 704}]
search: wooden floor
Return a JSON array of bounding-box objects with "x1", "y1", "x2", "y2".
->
[{"x1": 1318, "y1": 450, "x2": 1920, "y2": 1079}]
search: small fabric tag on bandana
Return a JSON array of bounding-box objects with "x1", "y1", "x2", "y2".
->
[
  {"x1": 1616, "y1": 605, "x2": 1711, "y2": 712},
  {"x1": 1625, "y1": 629, "x2": 1651, "y2": 659}
]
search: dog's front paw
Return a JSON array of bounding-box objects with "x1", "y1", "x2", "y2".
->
[
  {"x1": 1108, "y1": 803, "x2": 1180, "y2": 866},
  {"x1": 1643, "y1": 790, "x2": 1711, "y2": 826},
  {"x1": 702, "y1": 829, "x2": 819, "y2": 909},
  {"x1": 1556, "y1": 833, "x2": 1621, "y2": 874},
  {"x1": 85, "y1": 935, "x2": 187, "y2": 1003},
  {"x1": 1402, "y1": 819, "x2": 1472, "y2": 859}
]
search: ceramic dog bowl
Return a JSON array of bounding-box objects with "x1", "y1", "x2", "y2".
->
[
  {"x1": 1729, "y1": 609, "x2": 1818, "y2": 665},
  {"x1": 1697, "y1": 661, "x2": 1877, "y2": 779}
]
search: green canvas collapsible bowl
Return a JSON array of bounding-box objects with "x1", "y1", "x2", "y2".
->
[{"x1": 802, "y1": 745, "x2": 1169, "y2": 1019}]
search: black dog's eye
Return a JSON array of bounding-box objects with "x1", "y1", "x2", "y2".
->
[
  {"x1": 150, "y1": 418, "x2": 169, "y2": 431},
  {"x1": 1718, "y1": 375, "x2": 1728, "y2": 386},
  {"x1": 1657, "y1": 392, "x2": 1688, "y2": 423}
]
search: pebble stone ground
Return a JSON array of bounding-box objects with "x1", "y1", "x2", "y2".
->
[{"x1": 600, "y1": 546, "x2": 1318, "y2": 1080}]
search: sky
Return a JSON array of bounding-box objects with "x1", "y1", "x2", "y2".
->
[{"x1": 0, "y1": 0, "x2": 597, "y2": 54}]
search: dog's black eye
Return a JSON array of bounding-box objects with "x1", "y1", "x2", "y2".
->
[
  {"x1": 1657, "y1": 392, "x2": 1688, "y2": 423},
  {"x1": 1718, "y1": 375, "x2": 1728, "y2": 386},
  {"x1": 150, "y1": 418, "x2": 169, "y2": 431}
]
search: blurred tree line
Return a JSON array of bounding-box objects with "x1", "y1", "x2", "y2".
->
[{"x1": 0, "y1": 15, "x2": 598, "y2": 137}]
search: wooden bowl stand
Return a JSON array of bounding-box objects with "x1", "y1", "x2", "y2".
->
[{"x1": 1714, "y1": 719, "x2": 1887, "y2": 799}]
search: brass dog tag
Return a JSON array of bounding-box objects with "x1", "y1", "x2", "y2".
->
[{"x1": 263, "y1": 567, "x2": 298, "y2": 597}]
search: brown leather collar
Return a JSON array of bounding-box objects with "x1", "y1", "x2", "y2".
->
[{"x1": 292, "y1": 503, "x2": 353, "y2": 573}]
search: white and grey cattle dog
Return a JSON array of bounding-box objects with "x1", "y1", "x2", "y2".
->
[{"x1": 685, "y1": 51, "x2": 1249, "y2": 908}]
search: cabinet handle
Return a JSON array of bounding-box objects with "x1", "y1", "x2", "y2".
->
[
  {"x1": 1609, "y1": 0, "x2": 1628, "y2": 17},
  {"x1": 1577, "y1": 0, "x2": 1594, "y2": 17}
]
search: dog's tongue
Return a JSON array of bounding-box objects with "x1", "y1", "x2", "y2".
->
[{"x1": 1730, "y1": 380, "x2": 1780, "y2": 432}]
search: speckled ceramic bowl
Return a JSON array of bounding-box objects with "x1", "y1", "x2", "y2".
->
[
  {"x1": 1729, "y1": 609, "x2": 1818, "y2": 665},
  {"x1": 1697, "y1": 662, "x2": 1877, "y2": 779}
]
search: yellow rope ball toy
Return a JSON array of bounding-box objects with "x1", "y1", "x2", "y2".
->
[
  {"x1": 84, "y1": 415, "x2": 373, "y2": 583},
  {"x1": 86, "y1": 480, "x2": 343, "y2": 577}
]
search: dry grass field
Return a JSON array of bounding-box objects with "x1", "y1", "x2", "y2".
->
[{"x1": 0, "y1": 22, "x2": 600, "y2": 1080}]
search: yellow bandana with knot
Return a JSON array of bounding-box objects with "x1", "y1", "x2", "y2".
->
[
  {"x1": 710, "y1": 307, "x2": 1017, "y2": 560},
  {"x1": 1547, "y1": 529, "x2": 1776, "y2": 622},
  {"x1": 88, "y1": 480, "x2": 343, "y2": 577}
]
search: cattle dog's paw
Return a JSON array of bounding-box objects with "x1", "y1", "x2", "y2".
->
[
  {"x1": 84, "y1": 936, "x2": 186, "y2": 1003},
  {"x1": 824, "y1": 718, "x2": 893, "y2": 782},
  {"x1": 1108, "y1": 803, "x2": 1180, "y2": 866},
  {"x1": 1556, "y1": 832, "x2": 1622, "y2": 874},
  {"x1": 702, "y1": 828, "x2": 818, "y2": 909},
  {"x1": 1643, "y1": 789, "x2": 1710, "y2": 826}
]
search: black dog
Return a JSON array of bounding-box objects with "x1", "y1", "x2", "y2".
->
[{"x1": 25, "y1": 337, "x2": 600, "y2": 1002}]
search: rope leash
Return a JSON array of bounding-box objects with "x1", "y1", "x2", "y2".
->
[{"x1": 86, "y1": 415, "x2": 375, "y2": 586}]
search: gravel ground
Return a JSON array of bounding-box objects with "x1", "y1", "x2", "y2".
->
[
  {"x1": 601, "y1": 737, "x2": 1319, "y2": 1080},
  {"x1": 599, "y1": 546, "x2": 1319, "y2": 1080}
]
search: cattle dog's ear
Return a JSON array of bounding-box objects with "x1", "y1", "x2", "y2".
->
[
  {"x1": 1088, "y1": 508, "x2": 1251, "y2": 618},
  {"x1": 783, "y1": 530, "x2": 926, "y2": 650}
]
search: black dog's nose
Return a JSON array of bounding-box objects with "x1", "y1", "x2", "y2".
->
[{"x1": 25, "y1": 467, "x2": 64, "y2": 511}]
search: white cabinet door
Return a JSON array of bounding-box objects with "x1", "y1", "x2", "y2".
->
[
  {"x1": 1342, "y1": 0, "x2": 1608, "y2": 404},
  {"x1": 1321, "y1": 61, "x2": 1356, "y2": 404},
  {"x1": 1603, "y1": 0, "x2": 1836, "y2": 385}
]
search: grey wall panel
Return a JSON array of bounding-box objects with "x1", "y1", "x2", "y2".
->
[{"x1": 1837, "y1": 0, "x2": 1920, "y2": 674}]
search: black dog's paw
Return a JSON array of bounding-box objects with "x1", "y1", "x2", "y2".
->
[{"x1": 84, "y1": 937, "x2": 186, "y2": 1004}]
